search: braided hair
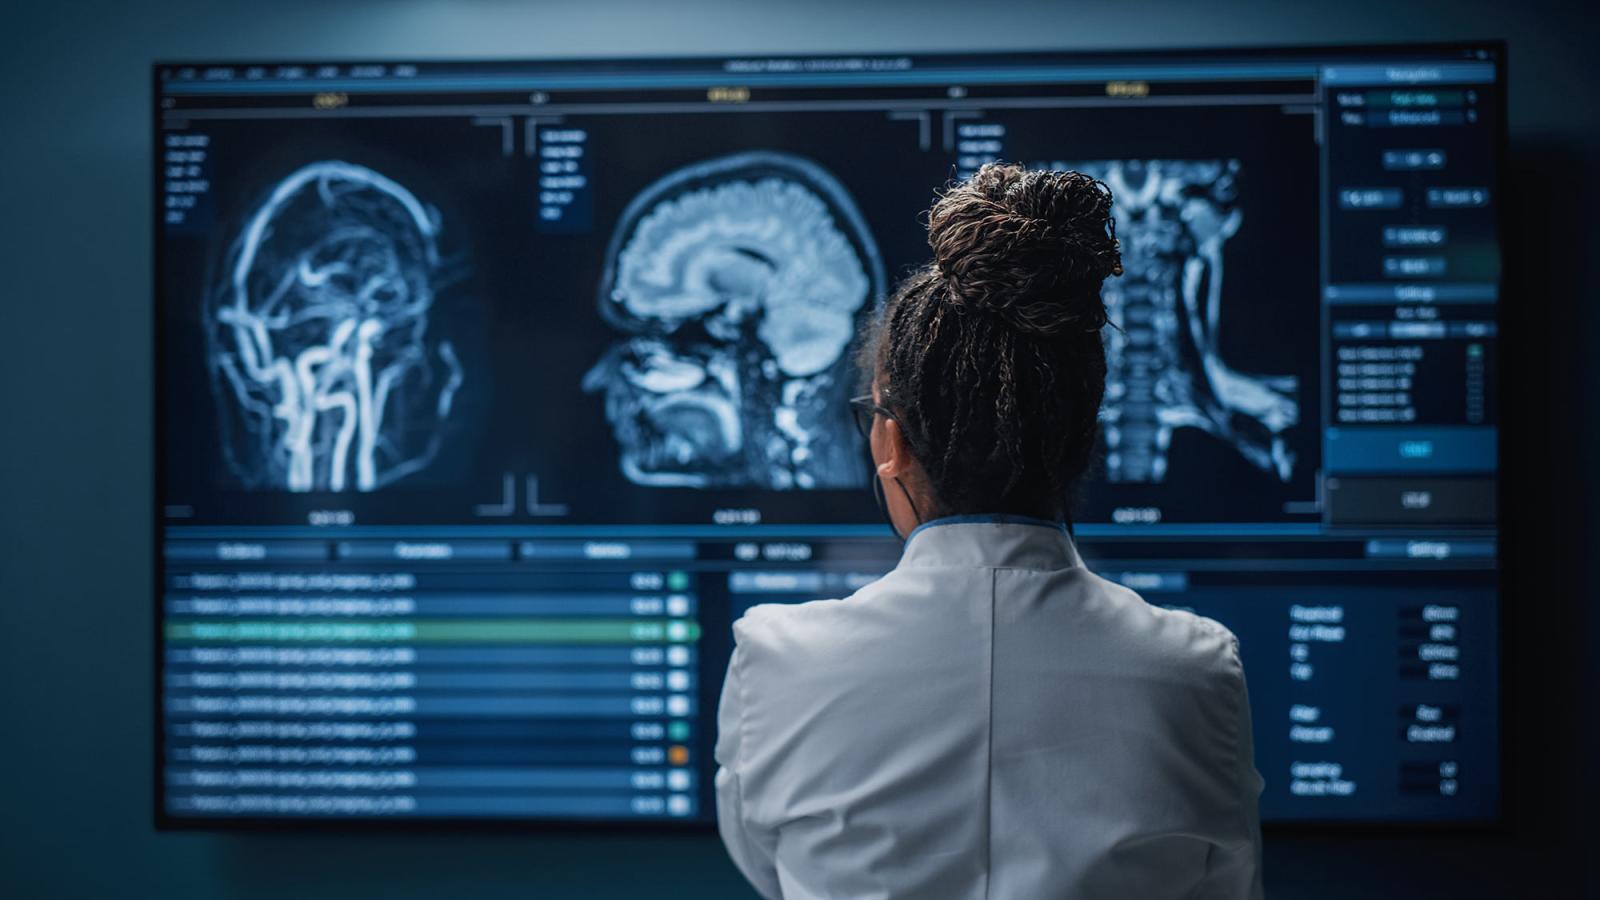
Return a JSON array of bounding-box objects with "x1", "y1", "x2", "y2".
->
[{"x1": 862, "y1": 162, "x2": 1122, "y2": 519}]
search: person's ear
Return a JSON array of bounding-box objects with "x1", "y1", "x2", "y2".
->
[{"x1": 876, "y1": 416, "x2": 914, "y2": 479}]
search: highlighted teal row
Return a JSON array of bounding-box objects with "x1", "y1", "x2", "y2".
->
[{"x1": 165, "y1": 619, "x2": 701, "y2": 644}]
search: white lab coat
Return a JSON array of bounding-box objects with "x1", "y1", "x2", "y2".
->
[{"x1": 716, "y1": 517, "x2": 1264, "y2": 899}]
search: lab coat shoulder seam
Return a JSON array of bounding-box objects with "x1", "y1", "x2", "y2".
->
[
  {"x1": 1224, "y1": 633, "x2": 1255, "y2": 849},
  {"x1": 982, "y1": 565, "x2": 997, "y2": 899}
]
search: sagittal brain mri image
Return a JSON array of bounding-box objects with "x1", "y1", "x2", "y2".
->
[
  {"x1": 206, "y1": 161, "x2": 464, "y2": 493},
  {"x1": 1074, "y1": 160, "x2": 1301, "y2": 484},
  {"x1": 584, "y1": 151, "x2": 886, "y2": 490}
]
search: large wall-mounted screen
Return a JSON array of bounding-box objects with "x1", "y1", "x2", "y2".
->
[{"x1": 155, "y1": 43, "x2": 1504, "y2": 827}]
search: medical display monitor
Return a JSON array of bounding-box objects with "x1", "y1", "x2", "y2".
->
[{"x1": 156, "y1": 43, "x2": 1504, "y2": 827}]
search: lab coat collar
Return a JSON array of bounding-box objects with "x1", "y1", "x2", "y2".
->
[{"x1": 900, "y1": 514, "x2": 1084, "y2": 571}]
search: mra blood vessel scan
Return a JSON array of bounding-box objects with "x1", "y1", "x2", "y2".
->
[
  {"x1": 583, "y1": 151, "x2": 886, "y2": 491},
  {"x1": 206, "y1": 162, "x2": 464, "y2": 493},
  {"x1": 1072, "y1": 160, "x2": 1301, "y2": 484}
]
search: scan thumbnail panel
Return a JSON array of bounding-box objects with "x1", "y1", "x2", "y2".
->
[
  {"x1": 205, "y1": 161, "x2": 465, "y2": 494},
  {"x1": 161, "y1": 103, "x2": 1320, "y2": 526}
]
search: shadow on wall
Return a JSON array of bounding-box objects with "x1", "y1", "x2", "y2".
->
[
  {"x1": 214, "y1": 831, "x2": 751, "y2": 900},
  {"x1": 0, "y1": 1, "x2": 1596, "y2": 898}
]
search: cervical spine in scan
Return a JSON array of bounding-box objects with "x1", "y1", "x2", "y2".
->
[
  {"x1": 206, "y1": 162, "x2": 463, "y2": 492},
  {"x1": 585, "y1": 152, "x2": 885, "y2": 490},
  {"x1": 1069, "y1": 160, "x2": 1300, "y2": 483}
]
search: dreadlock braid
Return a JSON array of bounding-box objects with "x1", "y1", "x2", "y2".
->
[{"x1": 860, "y1": 162, "x2": 1121, "y2": 519}]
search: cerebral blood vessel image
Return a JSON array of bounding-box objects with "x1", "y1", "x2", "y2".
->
[
  {"x1": 207, "y1": 161, "x2": 464, "y2": 492},
  {"x1": 1069, "y1": 160, "x2": 1300, "y2": 484},
  {"x1": 584, "y1": 151, "x2": 885, "y2": 490}
]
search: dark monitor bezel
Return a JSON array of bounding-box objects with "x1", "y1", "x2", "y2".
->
[{"x1": 151, "y1": 38, "x2": 1510, "y2": 835}]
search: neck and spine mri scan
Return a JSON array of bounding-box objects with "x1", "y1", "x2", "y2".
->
[
  {"x1": 207, "y1": 161, "x2": 464, "y2": 493},
  {"x1": 1076, "y1": 160, "x2": 1300, "y2": 484},
  {"x1": 582, "y1": 151, "x2": 885, "y2": 491}
]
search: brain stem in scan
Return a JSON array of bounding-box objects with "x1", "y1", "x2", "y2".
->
[
  {"x1": 584, "y1": 151, "x2": 884, "y2": 491},
  {"x1": 1072, "y1": 160, "x2": 1300, "y2": 483}
]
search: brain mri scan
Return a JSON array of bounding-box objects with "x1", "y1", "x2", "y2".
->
[
  {"x1": 584, "y1": 151, "x2": 885, "y2": 490},
  {"x1": 1070, "y1": 160, "x2": 1300, "y2": 483},
  {"x1": 206, "y1": 161, "x2": 463, "y2": 492}
]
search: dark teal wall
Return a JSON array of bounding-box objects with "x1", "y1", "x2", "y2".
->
[{"x1": 2, "y1": 1, "x2": 1595, "y2": 896}]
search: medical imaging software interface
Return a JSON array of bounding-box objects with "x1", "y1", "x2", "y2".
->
[{"x1": 156, "y1": 45, "x2": 1503, "y2": 826}]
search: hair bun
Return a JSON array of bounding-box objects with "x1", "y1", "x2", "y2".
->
[{"x1": 927, "y1": 163, "x2": 1121, "y2": 336}]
